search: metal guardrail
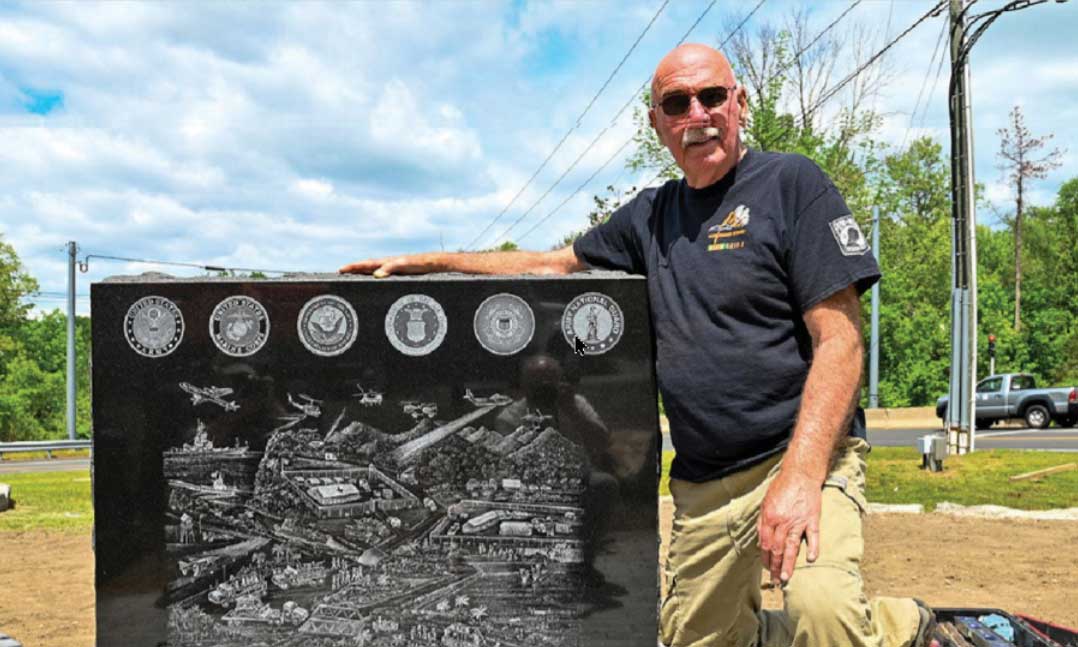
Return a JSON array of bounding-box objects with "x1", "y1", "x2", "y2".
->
[{"x1": 0, "y1": 439, "x2": 92, "y2": 460}]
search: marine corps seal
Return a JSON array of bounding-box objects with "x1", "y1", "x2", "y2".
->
[
  {"x1": 297, "y1": 295, "x2": 358, "y2": 357},
  {"x1": 124, "y1": 295, "x2": 184, "y2": 358},
  {"x1": 561, "y1": 292, "x2": 624, "y2": 355},
  {"x1": 210, "y1": 295, "x2": 270, "y2": 357},
  {"x1": 385, "y1": 294, "x2": 447, "y2": 356},
  {"x1": 473, "y1": 293, "x2": 534, "y2": 356}
]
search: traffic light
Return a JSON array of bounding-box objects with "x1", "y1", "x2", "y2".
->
[{"x1": 988, "y1": 334, "x2": 996, "y2": 357}]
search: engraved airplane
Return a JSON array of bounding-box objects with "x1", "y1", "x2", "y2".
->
[
  {"x1": 462, "y1": 389, "x2": 513, "y2": 407},
  {"x1": 179, "y1": 383, "x2": 240, "y2": 412},
  {"x1": 353, "y1": 385, "x2": 383, "y2": 407}
]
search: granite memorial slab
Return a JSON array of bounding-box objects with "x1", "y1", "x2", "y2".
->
[{"x1": 91, "y1": 273, "x2": 659, "y2": 647}]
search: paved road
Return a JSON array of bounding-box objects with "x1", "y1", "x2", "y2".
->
[
  {"x1": 0, "y1": 458, "x2": 90, "y2": 474},
  {"x1": 660, "y1": 427, "x2": 1078, "y2": 453}
]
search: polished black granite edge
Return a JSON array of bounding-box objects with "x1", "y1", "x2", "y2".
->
[{"x1": 93, "y1": 277, "x2": 659, "y2": 647}]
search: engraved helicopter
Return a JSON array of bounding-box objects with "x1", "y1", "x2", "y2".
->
[
  {"x1": 276, "y1": 393, "x2": 324, "y2": 430},
  {"x1": 462, "y1": 389, "x2": 513, "y2": 408},
  {"x1": 521, "y1": 409, "x2": 554, "y2": 429},
  {"x1": 179, "y1": 382, "x2": 240, "y2": 412},
  {"x1": 353, "y1": 385, "x2": 384, "y2": 407}
]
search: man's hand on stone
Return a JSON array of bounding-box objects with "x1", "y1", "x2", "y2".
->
[
  {"x1": 338, "y1": 254, "x2": 440, "y2": 277},
  {"x1": 757, "y1": 468, "x2": 822, "y2": 585}
]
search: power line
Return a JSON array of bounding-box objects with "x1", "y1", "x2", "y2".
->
[
  {"x1": 900, "y1": 12, "x2": 948, "y2": 151},
  {"x1": 485, "y1": 0, "x2": 762, "y2": 249},
  {"x1": 462, "y1": 0, "x2": 671, "y2": 251},
  {"x1": 516, "y1": 136, "x2": 635, "y2": 244},
  {"x1": 77, "y1": 253, "x2": 304, "y2": 275}
]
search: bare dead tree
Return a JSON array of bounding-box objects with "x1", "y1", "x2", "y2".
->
[
  {"x1": 996, "y1": 105, "x2": 1064, "y2": 332},
  {"x1": 723, "y1": 7, "x2": 893, "y2": 140}
]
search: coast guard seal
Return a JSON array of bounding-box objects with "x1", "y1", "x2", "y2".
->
[
  {"x1": 124, "y1": 295, "x2": 184, "y2": 358},
  {"x1": 473, "y1": 293, "x2": 534, "y2": 356},
  {"x1": 210, "y1": 295, "x2": 270, "y2": 357},
  {"x1": 297, "y1": 295, "x2": 358, "y2": 357},
  {"x1": 385, "y1": 294, "x2": 447, "y2": 356},
  {"x1": 561, "y1": 292, "x2": 623, "y2": 355}
]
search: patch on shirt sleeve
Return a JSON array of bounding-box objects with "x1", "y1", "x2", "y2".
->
[{"x1": 828, "y1": 215, "x2": 869, "y2": 256}]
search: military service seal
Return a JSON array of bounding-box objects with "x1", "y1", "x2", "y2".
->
[
  {"x1": 124, "y1": 295, "x2": 185, "y2": 358},
  {"x1": 473, "y1": 293, "x2": 534, "y2": 356},
  {"x1": 297, "y1": 295, "x2": 358, "y2": 357},
  {"x1": 210, "y1": 295, "x2": 270, "y2": 357},
  {"x1": 561, "y1": 292, "x2": 624, "y2": 355},
  {"x1": 385, "y1": 294, "x2": 447, "y2": 356}
]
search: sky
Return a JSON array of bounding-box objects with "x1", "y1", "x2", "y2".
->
[{"x1": 1, "y1": 0, "x2": 1075, "y2": 316}]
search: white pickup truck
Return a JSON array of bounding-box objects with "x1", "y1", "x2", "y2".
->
[{"x1": 935, "y1": 373, "x2": 1078, "y2": 429}]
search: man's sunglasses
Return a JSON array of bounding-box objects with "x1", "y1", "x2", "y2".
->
[{"x1": 657, "y1": 86, "x2": 736, "y2": 116}]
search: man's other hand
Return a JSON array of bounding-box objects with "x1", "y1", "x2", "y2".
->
[{"x1": 757, "y1": 468, "x2": 823, "y2": 585}]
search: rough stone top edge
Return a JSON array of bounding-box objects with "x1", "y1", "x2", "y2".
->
[{"x1": 95, "y1": 270, "x2": 643, "y2": 284}]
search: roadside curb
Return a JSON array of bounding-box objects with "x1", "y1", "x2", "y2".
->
[{"x1": 933, "y1": 502, "x2": 1078, "y2": 521}]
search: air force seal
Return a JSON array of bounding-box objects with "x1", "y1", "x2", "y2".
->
[
  {"x1": 473, "y1": 293, "x2": 534, "y2": 356},
  {"x1": 298, "y1": 295, "x2": 358, "y2": 357},
  {"x1": 385, "y1": 294, "x2": 447, "y2": 356},
  {"x1": 561, "y1": 292, "x2": 624, "y2": 355},
  {"x1": 124, "y1": 296, "x2": 184, "y2": 358},
  {"x1": 210, "y1": 296, "x2": 270, "y2": 357}
]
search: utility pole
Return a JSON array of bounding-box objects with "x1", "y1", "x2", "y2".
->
[
  {"x1": 66, "y1": 241, "x2": 78, "y2": 441},
  {"x1": 869, "y1": 206, "x2": 880, "y2": 409},
  {"x1": 945, "y1": 0, "x2": 978, "y2": 455}
]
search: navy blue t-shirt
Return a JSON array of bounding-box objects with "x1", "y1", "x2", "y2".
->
[{"x1": 573, "y1": 149, "x2": 881, "y2": 482}]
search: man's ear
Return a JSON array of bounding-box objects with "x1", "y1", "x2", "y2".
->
[
  {"x1": 737, "y1": 87, "x2": 749, "y2": 128},
  {"x1": 648, "y1": 107, "x2": 663, "y2": 144}
]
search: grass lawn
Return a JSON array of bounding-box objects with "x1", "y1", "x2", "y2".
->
[
  {"x1": 0, "y1": 469, "x2": 93, "y2": 532},
  {"x1": 660, "y1": 448, "x2": 1078, "y2": 510}
]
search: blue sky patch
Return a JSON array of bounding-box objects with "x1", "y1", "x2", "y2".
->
[{"x1": 21, "y1": 87, "x2": 64, "y2": 115}]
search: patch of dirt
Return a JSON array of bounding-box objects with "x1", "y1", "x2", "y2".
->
[
  {"x1": 0, "y1": 531, "x2": 94, "y2": 647},
  {"x1": 2, "y1": 511, "x2": 1076, "y2": 646},
  {"x1": 660, "y1": 499, "x2": 1078, "y2": 628}
]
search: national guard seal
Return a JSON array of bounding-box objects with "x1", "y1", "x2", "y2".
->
[
  {"x1": 124, "y1": 295, "x2": 184, "y2": 358},
  {"x1": 210, "y1": 296, "x2": 270, "y2": 357},
  {"x1": 385, "y1": 294, "x2": 447, "y2": 356},
  {"x1": 473, "y1": 293, "x2": 535, "y2": 356},
  {"x1": 561, "y1": 292, "x2": 624, "y2": 355},
  {"x1": 297, "y1": 295, "x2": 358, "y2": 357}
]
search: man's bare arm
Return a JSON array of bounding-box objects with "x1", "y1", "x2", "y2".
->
[
  {"x1": 757, "y1": 285, "x2": 864, "y2": 583},
  {"x1": 338, "y1": 245, "x2": 586, "y2": 277}
]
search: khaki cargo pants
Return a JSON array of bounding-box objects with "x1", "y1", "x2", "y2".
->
[{"x1": 660, "y1": 438, "x2": 921, "y2": 647}]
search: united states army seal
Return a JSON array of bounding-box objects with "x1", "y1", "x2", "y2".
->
[
  {"x1": 124, "y1": 296, "x2": 184, "y2": 358},
  {"x1": 210, "y1": 295, "x2": 270, "y2": 357},
  {"x1": 297, "y1": 295, "x2": 358, "y2": 357},
  {"x1": 561, "y1": 292, "x2": 624, "y2": 355},
  {"x1": 385, "y1": 294, "x2": 447, "y2": 356},
  {"x1": 473, "y1": 293, "x2": 534, "y2": 356}
]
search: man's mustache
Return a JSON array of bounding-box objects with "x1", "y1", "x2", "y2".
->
[{"x1": 682, "y1": 127, "x2": 721, "y2": 147}]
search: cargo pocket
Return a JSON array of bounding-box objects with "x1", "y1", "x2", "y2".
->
[{"x1": 823, "y1": 438, "x2": 870, "y2": 515}]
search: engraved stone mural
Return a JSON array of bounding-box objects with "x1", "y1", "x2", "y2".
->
[{"x1": 92, "y1": 274, "x2": 658, "y2": 647}]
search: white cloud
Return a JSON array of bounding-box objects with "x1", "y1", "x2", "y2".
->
[{"x1": 0, "y1": 0, "x2": 1074, "y2": 317}]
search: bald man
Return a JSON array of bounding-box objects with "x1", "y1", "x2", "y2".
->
[{"x1": 341, "y1": 44, "x2": 935, "y2": 647}]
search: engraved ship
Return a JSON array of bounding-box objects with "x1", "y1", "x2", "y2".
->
[{"x1": 164, "y1": 420, "x2": 255, "y2": 457}]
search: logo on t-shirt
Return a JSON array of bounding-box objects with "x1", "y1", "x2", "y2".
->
[
  {"x1": 829, "y1": 215, "x2": 870, "y2": 256},
  {"x1": 708, "y1": 205, "x2": 750, "y2": 251}
]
